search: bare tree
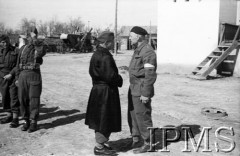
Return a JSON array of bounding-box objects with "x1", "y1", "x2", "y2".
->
[
  {"x1": 6, "y1": 28, "x2": 14, "y2": 34},
  {"x1": 0, "y1": 22, "x2": 6, "y2": 34},
  {"x1": 92, "y1": 27, "x2": 103, "y2": 37},
  {"x1": 29, "y1": 18, "x2": 36, "y2": 27},
  {"x1": 105, "y1": 24, "x2": 113, "y2": 31},
  {"x1": 54, "y1": 22, "x2": 67, "y2": 34},
  {"x1": 0, "y1": 23, "x2": 15, "y2": 34},
  {"x1": 2, "y1": 16, "x2": 87, "y2": 36},
  {"x1": 62, "y1": 23, "x2": 71, "y2": 34},
  {"x1": 20, "y1": 17, "x2": 37, "y2": 34},
  {"x1": 68, "y1": 17, "x2": 85, "y2": 34},
  {"x1": 47, "y1": 19, "x2": 55, "y2": 36},
  {"x1": 38, "y1": 20, "x2": 48, "y2": 36}
]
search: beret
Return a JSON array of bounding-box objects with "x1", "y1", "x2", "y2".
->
[
  {"x1": 130, "y1": 26, "x2": 148, "y2": 36},
  {"x1": 97, "y1": 31, "x2": 114, "y2": 43}
]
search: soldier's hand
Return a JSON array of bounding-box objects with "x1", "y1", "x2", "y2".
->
[
  {"x1": 30, "y1": 32, "x2": 36, "y2": 38},
  {"x1": 15, "y1": 80, "x2": 19, "y2": 87},
  {"x1": 140, "y1": 95, "x2": 149, "y2": 104},
  {"x1": 3, "y1": 74, "x2": 12, "y2": 80}
]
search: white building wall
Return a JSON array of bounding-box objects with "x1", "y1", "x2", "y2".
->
[{"x1": 157, "y1": 0, "x2": 220, "y2": 64}]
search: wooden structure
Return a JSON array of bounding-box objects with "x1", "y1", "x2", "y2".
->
[
  {"x1": 79, "y1": 28, "x2": 92, "y2": 53},
  {"x1": 192, "y1": 23, "x2": 240, "y2": 80}
]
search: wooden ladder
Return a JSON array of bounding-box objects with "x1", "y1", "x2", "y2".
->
[{"x1": 192, "y1": 24, "x2": 240, "y2": 80}]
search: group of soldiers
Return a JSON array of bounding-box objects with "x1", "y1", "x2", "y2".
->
[
  {"x1": 0, "y1": 26, "x2": 157, "y2": 155},
  {"x1": 0, "y1": 27, "x2": 45, "y2": 133}
]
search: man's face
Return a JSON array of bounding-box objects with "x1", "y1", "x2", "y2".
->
[
  {"x1": 0, "y1": 40, "x2": 7, "y2": 49},
  {"x1": 106, "y1": 39, "x2": 114, "y2": 50},
  {"x1": 129, "y1": 32, "x2": 139, "y2": 45}
]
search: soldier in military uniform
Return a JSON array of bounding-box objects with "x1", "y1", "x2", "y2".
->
[
  {"x1": 16, "y1": 27, "x2": 46, "y2": 133},
  {"x1": 127, "y1": 26, "x2": 157, "y2": 154},
  {"x1": 0, "y1": 35, "x2": 20, "y2": 128},
  {"x1": 85, "y1": 31, "x2": 123, "y2": 155}
]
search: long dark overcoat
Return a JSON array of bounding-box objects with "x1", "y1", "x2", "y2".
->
[{"x1": 85, "y1": 46, "x2": 123, "y2": 133}]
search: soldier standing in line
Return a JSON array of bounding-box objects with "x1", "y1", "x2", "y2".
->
[
  {"x1": 0, "y1": 35, "x2": 20, "y2": 128},
  {"x1": 16, "y1": 27, "x2": 46, "y2": 133},
  {"x1": 127, "y1": 26, "x2": 157, "y2": 154}
]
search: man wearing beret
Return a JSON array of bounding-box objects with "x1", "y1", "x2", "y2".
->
[
  {"x1": 0, "y1": 35, "x2": 20, "y2": 128},
  {"x1": 128, "y1": 26, "x2": 157, "y2": 154},
  {"x1": 85, "y1": 31, "x2": 123, "y2": 155},
  {"x1": 16, "y1": 27, "x2": 46, "y2": 133}
]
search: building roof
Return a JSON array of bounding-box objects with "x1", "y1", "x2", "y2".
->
[{"x1": 119, "y1": 26, "x2": 157, "y2": 36}]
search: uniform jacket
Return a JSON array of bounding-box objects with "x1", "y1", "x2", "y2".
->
[
  {"x1": 129, "y1": 41, "x2": 157, "y2": 98},
  {"x1": 85, "y1": 46, "x2": 123, "y2": 133},
  {"x1": 14, "y1": 40, "x2": 46, "y2": 78},
  {"x1": 0, "y1": 45, "x2": 18, "y2": 78},
  {"x1": 19, "y1": 40, "x2": 46, "y2": 66}
]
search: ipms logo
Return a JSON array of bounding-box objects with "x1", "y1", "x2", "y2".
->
[{"x1": 147, "y1": 126, "x2": 235, "y2": 153}]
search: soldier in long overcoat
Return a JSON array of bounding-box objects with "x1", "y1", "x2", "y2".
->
[{"x1": 85, "y1": 31, "x2": 123, "y2": 156}]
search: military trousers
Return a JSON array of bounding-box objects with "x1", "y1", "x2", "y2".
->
[
  {"x1": 0, "y1": 75, "x2": 19, "y2": 113},
  {"x1": 95, "y1": 131, "x2": 111, "y2": 144},
  {"x1": 18, "y1": 70, "x2": 42, "y2": 121},
  {"x1": 128, "y1": 88, "x2": 153, "y2": 143}
]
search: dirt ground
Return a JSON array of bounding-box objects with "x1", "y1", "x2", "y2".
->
[{"x1": 0, "y1": 50, "x2": 239, "y2": 156}]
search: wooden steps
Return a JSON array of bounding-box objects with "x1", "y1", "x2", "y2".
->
[{"x1": 191, "y1": 24, "x2": 240, "y2": 80}]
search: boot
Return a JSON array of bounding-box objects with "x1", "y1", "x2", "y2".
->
[
  {"x1": 21, "y1": 119, "x2": 30, "y2": 131},
  {"x1": 94, "y1": 146, "x2": 116, "y2": 155},
  {"x1": 28, "y1": 120, "x2": 37, "y2": 133},
  {"x1": 10, "y1": 118, "x2": 19, "y2": 128},
  {"x1": 133, "y1": 143, "x2": 150, "y2": 154}
]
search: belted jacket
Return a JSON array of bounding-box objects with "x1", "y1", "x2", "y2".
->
[
  {"x1": 129, "y1": 41, "x2": 157, "y2": 98},
  {"x1": 18, "y1": 40, "x2": 46, "y2": 67}
]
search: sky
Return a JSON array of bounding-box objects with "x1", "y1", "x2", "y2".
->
[{"x1": 0, "y1": 0, "x2": 157, "y2": 30}]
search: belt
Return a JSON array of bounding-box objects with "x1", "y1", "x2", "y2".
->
[
  {"x1": 20, "y1": 64, "x2": 40, "y2": 70},
  {"x1": 93, "y1": 81, "x2": 108, "y2": 85}
]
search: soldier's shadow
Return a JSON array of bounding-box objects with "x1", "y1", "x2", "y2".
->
[
  {"x1": 108, "y1": 124, "x2": 201, "y2": 153},
  {"x1": 37, "y1": 104, "x2": 85, "y2": 129}
]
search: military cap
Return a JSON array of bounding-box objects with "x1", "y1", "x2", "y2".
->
[
  {"x1": 97, "y1": 31, "x2": 114, "y2": 43},
  {"x1": 130, "y1": 26, "x2": 148, "y2": 36}
]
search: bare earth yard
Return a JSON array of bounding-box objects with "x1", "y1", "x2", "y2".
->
[{"x1": 0, "y1": 51, "x2": 239, "y2": 156}]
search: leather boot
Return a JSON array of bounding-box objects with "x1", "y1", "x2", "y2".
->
[
  {"x1": 21, "y1": 119, "x2": 30, "y2": 131},
  {"x1": 10, "y1": 118, "x2": 19, "y2": 128}
]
